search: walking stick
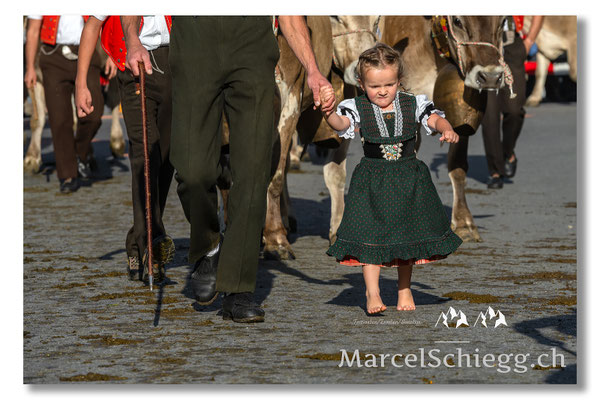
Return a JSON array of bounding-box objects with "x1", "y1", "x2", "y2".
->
[{"x1": 139, "y1": 62, "x2": 154, "y2": 291}]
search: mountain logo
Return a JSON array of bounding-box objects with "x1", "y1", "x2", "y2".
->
[
  {"x1": 473, "y1": 306, "x2": 508, "y2": 328},
  {"x1": 435, "y1": 306, "x2": 470, "y2": 328}
]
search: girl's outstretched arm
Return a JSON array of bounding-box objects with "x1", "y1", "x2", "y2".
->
[{"x1": 427, "y1": 114, "x2": 459, "y2": 143}]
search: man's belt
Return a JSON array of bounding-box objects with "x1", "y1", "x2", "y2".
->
[{"x1": 363, "y1": 137, "x2": 416, "y2": 160}]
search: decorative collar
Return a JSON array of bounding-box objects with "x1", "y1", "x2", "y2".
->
[{"x1": 370, "y1": 91, "x2": 403, "y2": 138}]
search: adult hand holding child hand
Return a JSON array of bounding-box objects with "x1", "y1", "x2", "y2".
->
[{"x1": 319, "y1": 86, "x2": 336, "y2": 116}]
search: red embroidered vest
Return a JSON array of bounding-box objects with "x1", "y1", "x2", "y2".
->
[
  {"x1": 512, "y1": 16, "x2": 524, "y2": 33},
  {"x1": 100, "y1": 16, "x2": 172, "y2": 72},
  {"x1": 40, "y1": 16, "x2": 88, "y2": 45}
]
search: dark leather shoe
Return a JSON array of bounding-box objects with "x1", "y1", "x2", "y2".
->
[
  {"x1": 142, "y1": 235, "x2": 175, "y2": 283},
  {"x1": 77, "y1": 157, "x2": 93, "y2": 181},
  {"x1": 127, "y1": 256, "x2": 140, "y2": 281},
  {"x1": 486, "y1": 175, "x2": 504, "y2": 189},
  {"x1": 59, "y1": 177, "x2": 80, "y2": 194},
  {"x1": 222, "y1": 292, "x2": 265, "y2": 323},
  {"x1": 505, "y1": 155, "x2": 517, "y2": 178},
  {"x1": 190, "y1": 244, "x2": 220, "y2": 305}
]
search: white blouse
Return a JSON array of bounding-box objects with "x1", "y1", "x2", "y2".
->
[{"x1": 335, "y1": 93, "x2": 445, "y2": 140}]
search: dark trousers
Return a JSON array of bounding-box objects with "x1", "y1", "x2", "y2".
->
[
  {"x1": 39, "y1": 44, "x2": 103, "y2": 180},
  {"x1": 169, "y1": 16, "x2": 279, "y2": 293},
  {"x1": 481, "y1": 35, "x2": 528, "y2": 177},
  {"x1": 117, "y1": 46, "x2": 174, "y2": 259}
]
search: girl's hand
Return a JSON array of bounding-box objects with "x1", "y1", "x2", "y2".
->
[
  {"x1": 439, "y1": 129, "x2": 459, "y2": 143},
  {"x1": 319, "y1": 86, "x2": 335, "y2": 114}
]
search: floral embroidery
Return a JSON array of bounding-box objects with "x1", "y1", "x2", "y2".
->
[{"x1": 379, "y1": 142, "x2": 403, "y2": 160}]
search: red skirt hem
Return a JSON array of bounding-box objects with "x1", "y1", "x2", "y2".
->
[{"x1": 337, "y1": 254, "x2": 447, "y2": 267}]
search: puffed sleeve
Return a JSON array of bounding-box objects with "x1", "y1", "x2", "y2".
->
[
  {"x1": 335, "y1": 98, "x2": 360, "y2": 139},
  {"x1": 414, "y1": 94, "x2": 446, "y2": 135}
]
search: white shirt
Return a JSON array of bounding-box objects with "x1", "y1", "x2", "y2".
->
[
  {"x1": 335, "y1": 93, "x2": 445, "y2": 139},
  {"x1": 28, "y1": 15, "x2": 84, "y2": 45},
  {"x1": 94, "y1": 15, "x2": 170, "y2": 51}
]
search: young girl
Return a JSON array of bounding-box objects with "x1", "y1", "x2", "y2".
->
[{"x1": 320, "y1": 43, "x2": 462, "y2": 314}]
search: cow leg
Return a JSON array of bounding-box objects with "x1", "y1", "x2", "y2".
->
[
  {"x1": 447, "y1": 135, "x2": 481, "y2": 242},
  {"x1": 263, "y1": 83, "x2": 302, "y2": 261},
  {"x1": 448, "y1": 167, "x2": 481, "y2": 243},
  {"x1": 24, "y1": 82, "x2": 45, "y2": 174},
  {"x1": 110, "y1": 105, "x2": 126, "y2": 157},
  {"x1": 526, "y1": 53, "x2": 550, "y2": 107},
  {"x1": 324, "y1": 138, "x2": 350, "y2": 245},
  {"x1": 289, "y1": 130, "x2": 303, "y2": 170}
]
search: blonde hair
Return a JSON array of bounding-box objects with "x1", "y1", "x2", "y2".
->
[{"x1": 355, "y1": 43, "x2": 404, "y2": 84}]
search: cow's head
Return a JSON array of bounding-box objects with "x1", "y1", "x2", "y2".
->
[
  {"x1": 445, "y1": 16, "x2": 506, "y2": 91},
  {"x1": 330, "y1": 16, "x2": 380, "y2": 86}
]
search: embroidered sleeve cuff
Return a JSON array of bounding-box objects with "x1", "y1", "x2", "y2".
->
[
  {"x1": 421, "y1": 109, "x2": 446, "y2": 135},
  {"x1": 335, "y1": 99, "x2": 359, "y2": 139}
]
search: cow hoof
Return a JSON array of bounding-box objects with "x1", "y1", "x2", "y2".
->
[
  {"x1": 110, "y1": 138, "x2": 126, "y2": 158},
  {"x1": 453, "y1": 226, "x2": 482, "y2": 243},
  {"x1": 525, "y1": 97, "x2": 541, "y2": 107},
  {"x1": 23, "y1": 157, "x2": 41, "y2": 174},
  {"x1": 263, "y1": 244, "x2": 296, "y2": 261},
  {"x1": 328, "y1": 234, "x2": 337, "y2": 246},
  {"x1": 290, "y1": 158, "x2": 301, "y2": 170}
]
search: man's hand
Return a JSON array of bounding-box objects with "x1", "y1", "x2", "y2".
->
[
  {"x1": 24, "y1": 67, "x2": 37, "y2": 89},
  {"x1": 318, "y1": 85, "x2": 335, "y2": 116},
  {"x1": 125, "y1": 42, "x2": 152, "y2": 76},
  {"x1": 307, "y1": 70, "x2": 335, "y2": 112},
  {"x1": 75, "y1": 85, "x2": 94, "y2": 118},
  {"x1": 104, "y1": 57, "x2": 118, "y2": 80},
  {"x1": 121, "y1": 16, "x2": 151, "y2": 76},
  {"x1": 278, "y1": 16, "x2": 335, "y2": 113}
]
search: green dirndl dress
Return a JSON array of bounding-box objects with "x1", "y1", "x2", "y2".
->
[{"x1": 326, "y1": 92, "x2": 462, "y2": 266}]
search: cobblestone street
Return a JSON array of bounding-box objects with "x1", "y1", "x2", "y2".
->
[{"x1": 22, "y1": 102, "x2": 576, "y2": 384}]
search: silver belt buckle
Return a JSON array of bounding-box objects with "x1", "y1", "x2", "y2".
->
[{"x1": 61, "y1": 45, "x2": 78, "y2": 61}]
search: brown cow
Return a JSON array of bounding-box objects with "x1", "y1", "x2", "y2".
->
[
  {"x1": 262, "y1": 16, "x2": 333, "y2": 260},
  {"x1": 524, "y1": 15, "x2": 577, "y2": 107}
]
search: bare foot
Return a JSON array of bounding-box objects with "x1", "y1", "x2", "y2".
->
[
  {"x1": 366, "y1": 291, "x2": 387, "y2": 314},
  {"x1": 397, "y1": 288, "x2": 415, "y2": 311}
]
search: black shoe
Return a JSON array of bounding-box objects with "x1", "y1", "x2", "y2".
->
[
  {"x1": 505, "y1": 155, "x2": 517, "y2": 178},
  {"x1": 77, "y1": 157, "x2": 93, "y2": 181},
  {"x1": 142, "y1": 235, "x2": 175, "y2": 284},
  {"x1": 59, "y1": 177, "x2": 80, "y2": 194},
  {"x1": 127, "y1": 256, "x2": 141, "y2": 281},
  {"x1": 190, "y1": 242, "x2": 221, "y2": 305},
  {"x1": 486, "y1": 175, "x2": 504, "y2": 189},
  {"x1": 222, "y1": 292, "x2": 265, "y2": 323}
]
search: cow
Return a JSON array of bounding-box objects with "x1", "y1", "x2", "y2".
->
[
  {"x1": 524, "y1": 15, "x2": 577, "y2": 107},
  {"x1": 261, "y1": 16, "x2": 334, "y2": 260}
]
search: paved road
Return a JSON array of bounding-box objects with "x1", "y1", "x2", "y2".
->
[{"x1": 22, "y1": 101, "x2": 577, "y2": 384}]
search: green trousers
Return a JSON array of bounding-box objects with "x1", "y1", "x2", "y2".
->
[{"x1": 169, "y1": 16, "x2": 279, "y2": 293}]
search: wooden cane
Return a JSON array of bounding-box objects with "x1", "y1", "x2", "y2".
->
[{"x1": 138, "y1": 62, "x2": 154, "y2": 291}]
